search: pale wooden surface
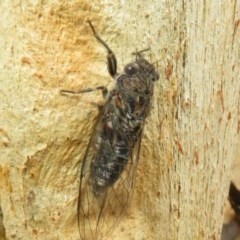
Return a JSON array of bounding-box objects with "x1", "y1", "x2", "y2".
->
[{"x1": 0, "y1": 1, "x2": 239, "y2": 240}]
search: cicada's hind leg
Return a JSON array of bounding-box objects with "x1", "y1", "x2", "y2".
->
[
  {"x1": 60, "y1": 86, "x2": 107, "y2": 111},
  {"x1": 60, "y1": 86, "x2": 108, "y2": 99},
  {"x1": 87, "y1": 20, "x2": 117, "y2": 77},
  {"x1": 60, "y1": 86, "x2": 108, "y2": 102}
]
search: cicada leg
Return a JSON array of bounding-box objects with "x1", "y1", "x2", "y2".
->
[
  {"x1": 60, "y1": 86, "x2": 108, "y2": 99},
  {"x1": 87, "y1": 20, "x2": 117, "y2": 78}
]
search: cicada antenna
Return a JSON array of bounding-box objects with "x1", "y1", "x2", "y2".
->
[{"x1": 132, "y1": 47, "x2": 151, "y2": 57}]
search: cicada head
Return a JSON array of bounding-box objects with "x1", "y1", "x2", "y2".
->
[
  {"x1": 116, "y1": 54, "x2": 159, "y2": 96},
  {"x1": 127, "y1": 57, "x2": 159, "y2": 81}
]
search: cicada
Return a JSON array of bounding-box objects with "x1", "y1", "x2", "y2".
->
[{"x1": 61, "y1": 21, "x2": 159, "y2": 240}]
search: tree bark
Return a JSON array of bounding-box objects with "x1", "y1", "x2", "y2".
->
[{"x1": 0, "y1": 1, "x2": 239, "y2": 240}]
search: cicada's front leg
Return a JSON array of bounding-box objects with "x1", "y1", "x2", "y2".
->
[
  {"x1": 61, "y1": 21, "x2": 118, "y2": 100},
  {"x1": 87, "y1": 20, "x2": 117, "y2": 78}
]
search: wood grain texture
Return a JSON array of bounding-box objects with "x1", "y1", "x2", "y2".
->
[{"x1": 0, "y1": 1, "x2": 239, "y2": 239}]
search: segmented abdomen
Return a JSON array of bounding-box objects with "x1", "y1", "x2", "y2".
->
[{"x1": 90, "y1": 98, "x2": 142, "y2": 196}]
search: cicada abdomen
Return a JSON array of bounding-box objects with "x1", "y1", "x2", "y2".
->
[
  {"x1": 61, "y1": 21, "x2": 159, "y2": 240},
  {"x1": 229, "y1": 182, "x2": 240, "y2": 216}
]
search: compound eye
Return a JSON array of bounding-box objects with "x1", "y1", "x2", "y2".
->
[{"x1": 124, "y1": 63, "x2": 139, "y2": 75}]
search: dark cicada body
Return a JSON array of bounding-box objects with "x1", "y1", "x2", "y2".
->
[
  {"x1": 229, "y1": 182, "x2": 240, "y2": 216},
  {"x1": 61, "y1": 21, "x2": 159, "y2": 240}
]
